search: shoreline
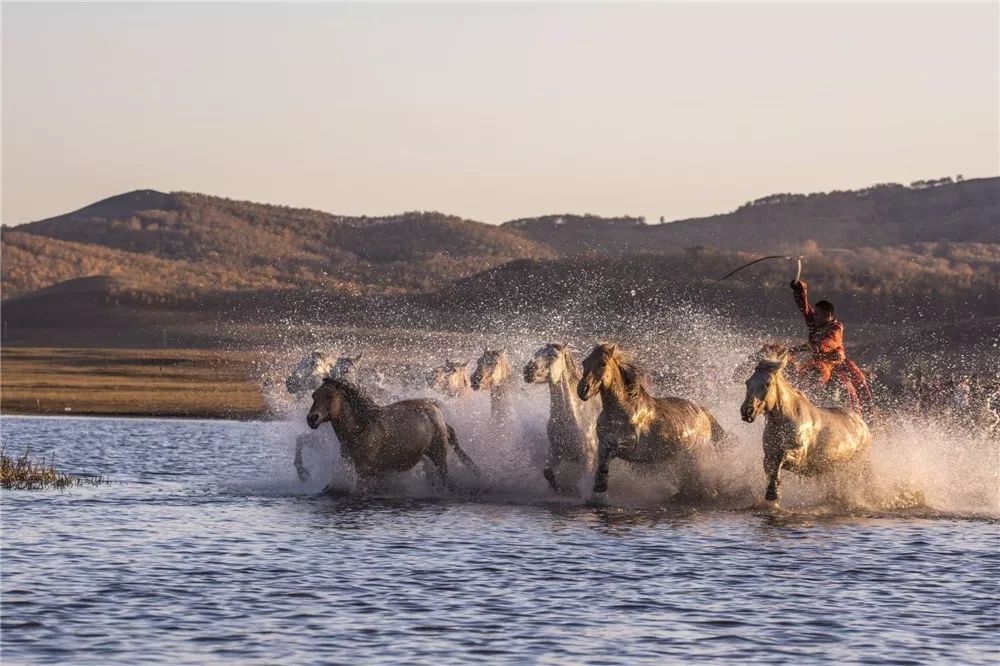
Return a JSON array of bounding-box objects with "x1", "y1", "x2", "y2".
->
[
  {"x1": 1, "y1": 347, "x2": 269, "y2": 422},
  {"x1": 0, "y1": 409, "x2": 272, "y2": 422}
]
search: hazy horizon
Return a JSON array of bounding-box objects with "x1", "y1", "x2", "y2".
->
[{"x1": 3, "y1": 2, "x2": 998, "y2": 226}]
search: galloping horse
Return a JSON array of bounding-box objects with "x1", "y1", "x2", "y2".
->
[
  {"x1": 524, "y1": 343, "x2": 600, "y2": 494},
  {"x1": 307, "y1": 378, "x2": 478, "y2": 490},
  {"x1": 427, "y1": 359, "x2": 472, "y2": 399},
  {"x1": 741, "y1": 345, "x2": 871, "y2": 502},
  {"x1": 285, "y1": 351, "x2": 337, "y2": 395},
  {"x1": 577, "y1": 343, "x2": 726, "y2": 496},
  {"x1": 471, "y1": 348, "x2": 517, "y2": 422}
]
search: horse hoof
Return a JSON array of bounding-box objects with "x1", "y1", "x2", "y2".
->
[{"x1": 764, "y1": 489, "x2": 778, "y2": 502}]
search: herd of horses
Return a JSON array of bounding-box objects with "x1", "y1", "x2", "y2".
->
[{"x1": 291, "y1": 342, "x2": 872, "y2": 505}]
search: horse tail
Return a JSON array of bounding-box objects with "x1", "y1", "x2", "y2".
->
[
  {"x1": 707, "y1": 411, "x2": 727, "y2": 444},
  {"x1": 447, "y1": 424, "x2": 480, "y2": 475}
]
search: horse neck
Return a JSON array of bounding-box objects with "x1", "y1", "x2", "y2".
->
[
  {"x1": 598, "y1": 367, "x2": 646, "y2": 420},
  {"x1": 489, "y1": 367, "x2": 515, "y2": 416},
  {"x1": 766, "y1": 371, "x2": 808, "y2": 424},
  {"x1": 548, "y1": 359, "x2": 581, "y2": 415},
  {"x1": 329, "y1": 386, "x2": 377, "y2": 442}
]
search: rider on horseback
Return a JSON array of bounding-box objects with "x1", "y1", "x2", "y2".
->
[{"x1": 790, "y1": 279, "x2": 873, "y2": 414}]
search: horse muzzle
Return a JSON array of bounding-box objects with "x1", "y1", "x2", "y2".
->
[
  {"x1": 577, "y1": 381, "x2": 594, "y2": 401},
  {"x1": 306, "y1": 413, "x2": 320, "y2": 429}
]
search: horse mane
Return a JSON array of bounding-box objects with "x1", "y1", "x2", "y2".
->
[
  {"x1": 323, "y1": 377, "x2": 378, "y2": 421},
  {"x1": 599, "y1": 343, "x2": 648, "y2": 399},
  {"x1": 756, "y1": 342, "x2": 789, "y2": 363},
  {"x1": 560, "y1": 347, "x2": 581, "y2": 383}
]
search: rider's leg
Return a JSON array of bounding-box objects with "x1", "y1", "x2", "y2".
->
[
  {"x1": 833, "y1": 367, "x2": 861, "y2": 413},
  {"x1": 844, "y1": 359, "x2": 874, "y2": 411}
]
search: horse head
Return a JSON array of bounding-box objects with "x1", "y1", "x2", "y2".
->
[
  {"x1": 524, "y1": 343, "x2": 574, "y2": 385},
  {"x1": 471, "y1": 348, "x2": 510, "y2": 391},
  {"x1": 306, "y1": 379, "x2": 343, "y2": 429},
  {"x1": 741, "y1": 348, "x2": 790, "y2": 423},
  {"x1": 578, "y1": 343, "x2": 644, "y2": 401},
  {"x1": 330, "y1": 353, "x2": 362, "y2": 380},
  {"x1": 285, "y1": 350, "x2": 334, "y2": 395},
  {"x1": 306, "y1": 377, "x2": 374, "y2": 430},
  {"x1": 428, "y1": 359, "x2": 471, "y2": 397}
]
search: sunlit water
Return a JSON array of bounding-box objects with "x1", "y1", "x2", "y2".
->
[{"x1": 2, "y1": 415, "x2": 998, "y2": 664}]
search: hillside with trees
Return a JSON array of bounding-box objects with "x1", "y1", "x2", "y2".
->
[
  {"x1": 1, "y1": 177, "x2": 997, "y2": 351},
  {"x1": 504, "y1": 177, "x2": 999, "y2": 255}
]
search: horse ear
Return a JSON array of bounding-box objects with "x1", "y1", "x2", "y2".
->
[{"x1": 777, "y1": 351, "x2": 790, "y2": 370}]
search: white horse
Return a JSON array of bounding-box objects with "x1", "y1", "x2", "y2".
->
[
  {"x1": 524, "y1": 343, "x2": 600, "y2": 494},
  {"x1": 471, "y1": 348, "x2": 517, "y2": 423},
  {"x1": 741, "y1": 346, "x2": 871, "y2": 503},
  {"x1": 285, "y1": 351, "x2": 338, "y2": 395}
]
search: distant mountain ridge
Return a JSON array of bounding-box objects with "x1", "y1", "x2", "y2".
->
[
  {"x1": 2, "y1": 176, "x2": 997, "y2": 302},
  {"x1": 503, "y1": 177, "x2": 999, "y2": 255}
]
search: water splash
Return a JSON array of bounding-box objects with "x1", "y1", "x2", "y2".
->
[{"x1": 247, "y1": 300, "x2": 998, "y2": 519}]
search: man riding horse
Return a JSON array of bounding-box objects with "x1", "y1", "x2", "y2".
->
[{"x1": 789, "y1": 279, "x2": 873, "y2": 414}]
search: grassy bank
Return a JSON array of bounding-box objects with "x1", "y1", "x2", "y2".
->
[{"x1": 1, "y1": 347, "x2": 267, "y2": 419}]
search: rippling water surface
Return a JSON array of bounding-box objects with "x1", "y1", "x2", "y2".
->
[{"x1": 2, "y1": 416, "x2": 998, "y2": 664}]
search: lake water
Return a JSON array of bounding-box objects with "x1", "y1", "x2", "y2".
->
[{"x1": 2, "y1": 415, "x2": 998, "y2": 664}]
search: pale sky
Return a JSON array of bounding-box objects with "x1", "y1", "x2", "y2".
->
[{"x1": 2, "y1": 2, "x2": 998, "y2": 226}]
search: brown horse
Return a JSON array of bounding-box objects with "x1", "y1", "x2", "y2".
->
[
  {"x1": 577, "y1": 343, "x2": 726, "y2": 496},
  {"x1": 524, "y1": 343, "x2": 600, "y2": 494},
  {"x1": 741, "y1": 345, "x2": 871, "y2": 503},
  {"x1": 427, "y1": 359, "x2": 472, "y2": 398},
  {"x1": 307, "y1": 378, "x2": 478, "y2": 489},
  {"x1": 471, "y1": 348, "x2": 517, "y2": 422}
]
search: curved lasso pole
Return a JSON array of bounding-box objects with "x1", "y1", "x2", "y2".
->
[{"x1": 718, "y1": 255, "x2": 795, "y2": 282}]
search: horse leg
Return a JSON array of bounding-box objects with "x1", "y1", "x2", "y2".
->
[
  {"x1": 293, "y1": 432, "x2": 311, "y2": 481},
  {"x1": 427, "y1": 429, "x2": 453, "y2": 492},
  {"x1": 543, "y1": 464, "x2": 560, "y2": 493},
  {"x1": 764, "y1": 449, "x2": 785, "y2": 502},
  {"x1": 592, "y1": 439, "x2": 618, "y2": 495}
]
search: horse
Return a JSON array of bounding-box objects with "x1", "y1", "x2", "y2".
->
[
  {"x1": 285, "y1": 351, "x2": 337, "y2": 395},
  {"x1": 285, "y1": 351, "x2": 389, "y2": 481},
  {"x1": 306, "y1": 378, "x2": 478, "y2": 490},
  {"x1": 577, "y1": 343, "x2": 726, "y2": 497},
  {"x1": 427, "y1": 359, "x2": 472, "y2": 399},
  {"x1": 329, "y1": 353, "x2": 390, "y2": 400},
  {"x1": 471, "y1": 348, "x2": 517, "y2": 422},
  {"x1": 740, "y1": 345, "x2": 871, "y2": 503},
  {"x1": 524, "y1": 343, "x2": 600, "y2": 494}
]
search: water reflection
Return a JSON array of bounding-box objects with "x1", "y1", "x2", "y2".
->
[{"x1": 2, "y1": 416, "x2": 998, "y2": 665}]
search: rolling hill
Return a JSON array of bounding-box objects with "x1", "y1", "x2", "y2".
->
[{"x1": 1, "y1": 176, "x2": 997, "y2": 353}]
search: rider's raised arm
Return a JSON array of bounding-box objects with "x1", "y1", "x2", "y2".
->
[{"x1": 791, "y1": 279, "x2": 814, "y2": 323}]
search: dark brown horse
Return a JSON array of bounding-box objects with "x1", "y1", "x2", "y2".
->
[
  {"x1": 307, "y1": 378, "x2": 478, "y2": 489},
  {"x1": 577, "y1": 343, "x2": 726, "y2": 497}
]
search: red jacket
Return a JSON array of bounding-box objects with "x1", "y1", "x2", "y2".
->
[{"x1": 792, "y1": 281, "x2": 846, "y2": 363}]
